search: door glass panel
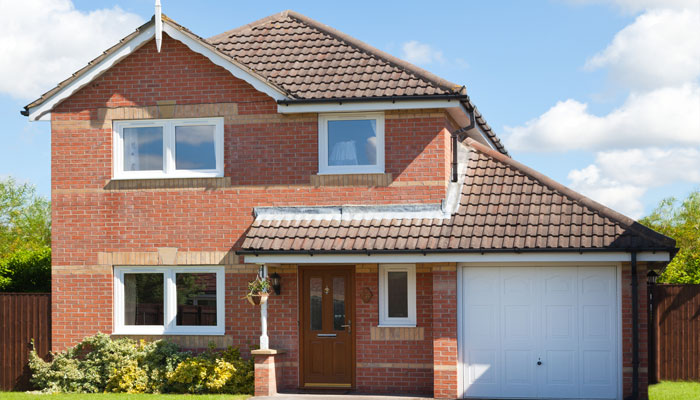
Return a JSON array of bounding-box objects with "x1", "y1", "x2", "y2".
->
[
  {"x1": 175, "y1": 272, "x2": 217, "y2": 326},
  {"x1": 175, "y1": 124, "x2": 216, "y2": 170},
  {"x1": 388, "y1": 271, "x2": 408, "y2": 318},
  {"x1": 333, "y1": 276, "x2": 345, "y2": 330},
  {"x1": 310, "y1": 277, "x2": 323, "y2": 330},
  {"x1": 123, "y1": 126, "x2": 163, "y2": 171},
  {"x1": 124, "y1": 273, "x2": 164, "y2": 325}
]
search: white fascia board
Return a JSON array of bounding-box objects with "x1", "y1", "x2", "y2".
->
[
  {"x1": 162, "y1": 24, "x2": 288, "y2": 102},
  {"x1": 27, "y1": 26, "x2": 156, "y2": 121},
  {"x1": 27, "y1": 22, "x2": 291, "y2": 122},
  {"x1": 244, "y1": 251, "x2": 670, "y2": 264},
  {"x1": 277, "y1": 99, "x2": 459, "y2": 114}
]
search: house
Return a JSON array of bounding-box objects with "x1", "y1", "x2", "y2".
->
[{"x1": 23, "y1": 9, "x2": 676, "y2": 400}]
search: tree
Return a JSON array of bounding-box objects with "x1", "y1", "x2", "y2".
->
[
  {"x1": 640, "y1": 190, "x2": 700, "y2": 283},
  {"x1": 0, "y1": 177, "x2": 51, "y2": 292}
]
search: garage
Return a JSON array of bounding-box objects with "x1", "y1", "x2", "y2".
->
[{"x1": 459, "y1": 265, "x2": 620, "y2": 399}]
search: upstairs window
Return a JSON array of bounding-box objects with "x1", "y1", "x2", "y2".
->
[
  {"x1": 113, "y1": 117, "x2": 223, "y2": 179},
  {"x1": 318, "y1": 113, "x2": 385, "y2": 174}
]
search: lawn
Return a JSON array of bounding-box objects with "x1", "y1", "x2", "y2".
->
[
  {"x1": 0, "y1": 394, "x2": 250, "y2": 400},
  {"x1": 650, "y1": 381, "x2": 700, "y2": 400}
]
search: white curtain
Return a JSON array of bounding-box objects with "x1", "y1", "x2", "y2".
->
[
  {"x1": 124, "y1": 129, "x2": 140, "y2": 171},
  {"x1": 329, "y1": 140, "x2": 358, "y2": 165}
]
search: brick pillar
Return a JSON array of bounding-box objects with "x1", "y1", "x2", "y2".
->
[
  {"x1": 433, "y1": 264, "x2": 458, "y2": 399},
  {"x1": 252, "y1": 349, "x2": 282, "y2": 396}
]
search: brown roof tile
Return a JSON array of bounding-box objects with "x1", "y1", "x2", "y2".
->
[
  {"x1": 241, "y1": 139, "x2": 675, "y2": 254},
  {"x1": 208, "y1": 11, "x2": 461, "y2": 100}
]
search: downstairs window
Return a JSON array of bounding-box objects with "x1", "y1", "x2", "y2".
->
[
  {"x1": 113, "y1": 266, "x2": 225, "y2": 335},
  {"x1": 378, "y1": 264, "x2": 417, "y2": 326}
]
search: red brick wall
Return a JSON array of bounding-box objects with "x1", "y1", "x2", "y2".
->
[
  {"x1": 622, "y1": 262, "x2": 650, "y2": 400},
  {"x1": 432, "y1": 268, "x2": 458, "y2": 399},
  {"x1": 354, "y1": 269, "x2": 433, "y2": 395},
  {"x1": 49, "y1": 33, "x2": 453, "y2": 352}
]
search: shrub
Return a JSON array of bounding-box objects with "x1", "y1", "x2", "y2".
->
[
  {"x1": 0, "y1": 247, "x2": 51, "y2": 292},
  {"x1": 29, "y1": 333, "x2": 253, "y2": 394}
]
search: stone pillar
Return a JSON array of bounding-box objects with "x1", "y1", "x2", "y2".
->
[
  {"x1": 432, "y1": 264, "x2": 459, "y2": 399},
  {"x1": 252, "y1": 349, "x2": 283, "y2": 397}
]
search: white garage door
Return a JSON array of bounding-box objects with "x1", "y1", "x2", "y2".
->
[{"x1": 460, "y1": 266, "x2": 619, "y2": 399}]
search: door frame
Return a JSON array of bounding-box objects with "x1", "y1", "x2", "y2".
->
[
  {"x1": 457, "y1": 262, "x2": 623, "y2": 400},
  {"x1": 298, "y1": 264, "x2": 356, "y2": 389}
]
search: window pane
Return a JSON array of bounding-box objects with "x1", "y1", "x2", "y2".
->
[
  {"x1": 123, "y1": 127, "x2": 163, "y2": 171},
  {"x1": 124, "y1": 273, "x2": 164, "y2": 325},
  {"x1": 175, "y1": 125, "x2": 216, "y2": 170},
  {"x1": 328, "y1": 119, "x2": 377, "y2": 166},
  {"x1": 310, "y1": 277, "x2": 323, "y2": 330},
  {"x1": 176, "y1": 272, "x2": 217, "y2": 326},
  {"x1": 333, "y1": 276, "x2": 345, "y2": 331},
  {"x1": 387, "y1": 271, "x2": 408, "y2": 318}
]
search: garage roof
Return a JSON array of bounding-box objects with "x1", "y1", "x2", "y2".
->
[{"x1": 239, "y1": 138, "x2": 676, "y2": 254}]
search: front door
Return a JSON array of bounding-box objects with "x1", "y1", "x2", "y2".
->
[{"x1": 300, "y1": 266, "x2": 355, "y2": 388}]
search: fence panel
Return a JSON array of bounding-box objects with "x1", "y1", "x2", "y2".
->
[
  {"x1": 0, "y1": 293, "x2": 51, "y2": 391},
  {"x1": 651, "y1": 284, "x2": 700, "y2": 382}
]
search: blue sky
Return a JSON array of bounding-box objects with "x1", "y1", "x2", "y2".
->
[{"x1": 1, "y1": 0, "x2": 698, "y2": 218}]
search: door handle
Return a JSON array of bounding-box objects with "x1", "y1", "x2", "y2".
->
[
  {"x1": 341, "y1": 319, "x2": 351, "y2": 333},
  {"x1": 537, "y1": 358, "x2": 542, "y2": 366}
]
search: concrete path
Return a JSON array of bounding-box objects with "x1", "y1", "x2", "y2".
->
[{"x1": 251, "y1": 394, "x2": 432, "y2": 400}]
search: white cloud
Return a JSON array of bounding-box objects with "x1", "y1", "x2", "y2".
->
[
  {"x1": 0, "y1": 0, "x2": 143, "y2": 100},
  {"x1": 401, "y1": 40, "x2": 445, "y2": 65},
  {"x1": 567, "y1": 147, "x2": 700, "y2": 218},
  {"x1": 509, "y1": 2, "x2": 700, "y2": 218},
  {"x1": 585, "y1": 8, "x2": 700, "y2": 90},
  {"x1": 567, "y1": 0, "x2": 700, "y2": 14},
  {"x1": 505, "y1": 83, "x2": 700, "y2": 152}
]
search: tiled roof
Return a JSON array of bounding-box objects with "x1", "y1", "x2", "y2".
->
[
  {"x1": 240, "y1": 139, "x2": 676, "y2": 254},
  {"x1": 24, "y1": 11, "x2": 508, "y2": 154},
  {"x1": 208, "y1": 11, "x2": 463, "y2": 100}
]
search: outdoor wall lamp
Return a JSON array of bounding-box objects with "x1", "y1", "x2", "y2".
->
[
  {"x1": 647, "y1": 269, "x2": 659, "y2": 285},
  {"x1": 269, "y1": 272, "x2": 282, "y2": 295}
]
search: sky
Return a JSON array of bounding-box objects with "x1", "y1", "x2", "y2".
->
[{"x1": 0, "y1": 0, "x2": 698, "y2": 219}]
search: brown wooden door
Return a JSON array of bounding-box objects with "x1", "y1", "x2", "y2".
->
[{"x1": 300, "y1": 266, "x2": 354, "y2": 388}]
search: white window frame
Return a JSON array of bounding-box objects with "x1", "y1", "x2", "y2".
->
[
  {"x1": 113, "y1": 266, "x2": 225, "y2": 335},
  {"x1": 318, "y1": 112, "x2": 385, "y2": 174},
  {"x1": 378, "y1": 263, "x2": 417, "y2": 327},
  {"x1": 113, "y1": 117, "x2": 224, "y2": 179}
]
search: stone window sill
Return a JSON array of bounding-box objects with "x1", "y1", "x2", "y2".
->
[
  {"x1": 311, "y1": 173, "x2": 392, "y2": 187},
  {"x1": 104, "y1": 177, "x2": 231, "y2": 191}
]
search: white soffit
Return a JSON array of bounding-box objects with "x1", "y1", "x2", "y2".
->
[
  {"x1": 27, "y1": 19, "x2": 289, "y2": 122},
  {"x1": 277, "y1": 99, "x2": 460, "y2": 114},
  {"x1": 244, "y1": 251, "x2": 671, "y2": 264}
]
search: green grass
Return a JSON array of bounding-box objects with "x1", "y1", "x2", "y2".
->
[
  {"x1": 650, "y1": 381, "x2": 700, "y2": 400},
  {"x1": 0, "y1": 394, "x2": 250, "y2": 400}
]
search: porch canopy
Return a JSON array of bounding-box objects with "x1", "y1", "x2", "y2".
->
[{"x1": 238, "y1": 139, "x2": 676, "y2": 260}]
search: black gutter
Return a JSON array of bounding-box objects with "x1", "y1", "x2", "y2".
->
[
  {"x1": 20, "y1": 107, "x2": 29, "y2": 117},
  {"x1": 236, "y1": 247, "x2": 675, "y2": 256},
  {"x1": 277, "y1": 94, "x2": 468, "y2": 105},
  {"x1": 631, "y1": 251, "x2": 639, "y2": 400}
]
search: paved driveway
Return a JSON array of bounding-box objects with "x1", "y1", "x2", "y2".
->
[{"x1": 252, "y1": 394, "x2": 432, "y2": 400}]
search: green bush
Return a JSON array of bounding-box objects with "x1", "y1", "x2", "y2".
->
[
  {"x1": 28, "y1": 333, "x2": 254, "y2": 394},
  {"x1": 0, "y1": 247, "x2": 51, "y2": 292}
]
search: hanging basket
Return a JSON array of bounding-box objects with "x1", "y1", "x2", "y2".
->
[{"x1": 246, "y1": 293, "x2": 269, "y2": 306}]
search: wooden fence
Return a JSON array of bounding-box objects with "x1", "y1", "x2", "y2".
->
[
  {"x1": 0, "y1": 293, "x2": 51, "y2": 391},
  {"x1": 650, "y1": 284, "x2": 700, "y2": 382}
]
